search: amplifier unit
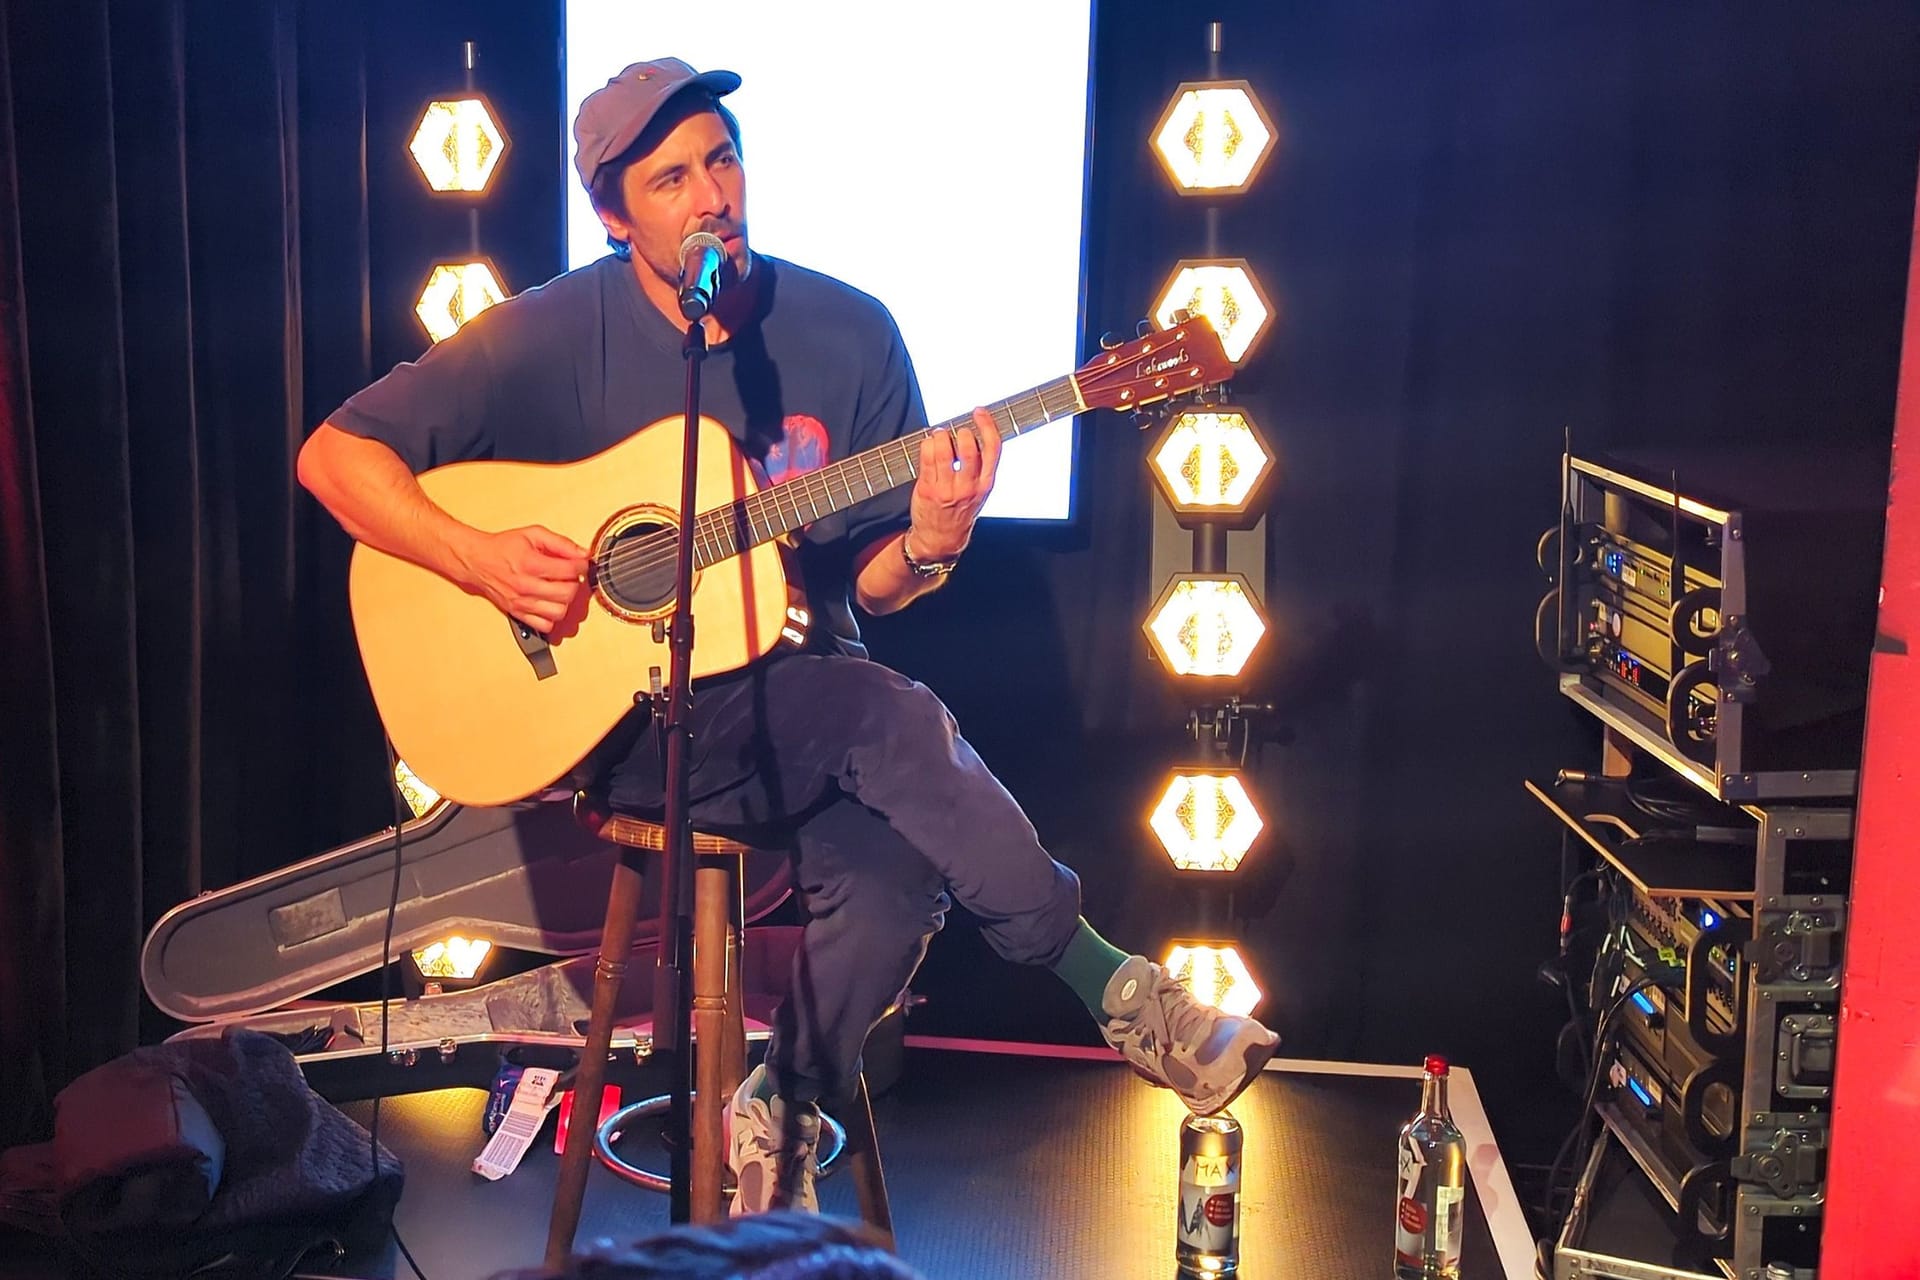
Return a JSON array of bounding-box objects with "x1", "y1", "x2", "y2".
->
[
  {"x1": 1539, "y1": 446, "x2": 1885, "y2": 800},
  {"x1": 1615, "y1": 891, "x2": 1744, "y2": 1058},
  {"x1": 1608, "y1": 889, "x2": 1745, "y2": 1166},
  {"x1": 1605, "y1": 1038, "x2": 1734, "y2": 1241}
]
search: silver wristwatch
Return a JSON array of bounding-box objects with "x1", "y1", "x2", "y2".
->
[{"x1": 901, "y1": 528, "x2": 960, "y2": 578}]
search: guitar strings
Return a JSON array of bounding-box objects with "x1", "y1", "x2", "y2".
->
[
  {"x1": 579, "y1": 328, "x2": 1190, "y2": 585},
  {"x1": 588, "y1": 380, "x2": 1072, "y2": 583},
  {"x1": 587, "y1": 378, "x2": 1083, "y2": 589},
  {"x1": 591, "y1": 383, "x2": 1068, "y2": 585}
]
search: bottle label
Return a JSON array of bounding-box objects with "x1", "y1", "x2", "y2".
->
[
  {"x1": 1394, "y1": 1131, "x2": 1426, "y2": 1261},
  {"x1": 1178, "y1": 1147, "x2": 1240, "y2": 1255},
  {"x1": 1394, "y1": 1132, "x2": 1464, "y2": 1269},
  {"x1": 1435, "y1": 1182, "x2": 1464, "y2": 1264}
]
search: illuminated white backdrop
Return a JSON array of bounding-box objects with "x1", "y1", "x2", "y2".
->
[{"x1": 563, "y1": 0, "x2": 1094, "y2": 520}]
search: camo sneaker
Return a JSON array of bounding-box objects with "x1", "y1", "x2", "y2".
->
[
  {"x1": 727, "y1": 1063, "x2": 821, "y2": 1216},
  {"x1": 1100, "y1": 955, "x2": 1280, "y2": 1115}
]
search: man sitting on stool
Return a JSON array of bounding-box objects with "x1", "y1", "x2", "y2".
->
[{"x1": 296, "y1": 56, "x2": 1280, "y2": 1216}]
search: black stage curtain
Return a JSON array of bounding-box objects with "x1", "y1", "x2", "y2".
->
[{"x1": 0, "y1": 0, "x2": 377, "y2": 1147}]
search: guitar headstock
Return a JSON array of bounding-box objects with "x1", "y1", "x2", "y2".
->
[{"x1": 1073, "y1": 313, "x2": 1232, "y2": 415}]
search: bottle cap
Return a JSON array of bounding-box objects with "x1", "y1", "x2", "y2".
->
[{"x1": 1424, "y1": 1054, "x2": 1449, "y2": 1076}]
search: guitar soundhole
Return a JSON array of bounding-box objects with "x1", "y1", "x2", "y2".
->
[{"x1": 595, "y1": 516, "x2": 681, "y2": 618}]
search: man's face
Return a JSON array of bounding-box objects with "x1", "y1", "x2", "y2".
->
[{"x1": 601, "y1": 107, "x2": 749, "y2": 297}]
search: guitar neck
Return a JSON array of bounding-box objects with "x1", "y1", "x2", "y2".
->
[{"x1": 692, "y1": 373, "x2": 1084, "y2": 565}]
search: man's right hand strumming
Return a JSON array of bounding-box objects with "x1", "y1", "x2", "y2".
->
[
  {"x1": 453, "y1": 525, "x2": 591, "y2": 635},
  {"x1": 296, "y1": 422, "x2": 589, "y2": 635}
]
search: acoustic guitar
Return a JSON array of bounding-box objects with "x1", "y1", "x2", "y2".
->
[{"x1": 348, "y1": 315, "x2": 1232, "y2": 806}]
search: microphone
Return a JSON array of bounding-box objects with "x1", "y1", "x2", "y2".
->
[{"x1": 677, "y1": 231, "x2": 726, "y2": 321}]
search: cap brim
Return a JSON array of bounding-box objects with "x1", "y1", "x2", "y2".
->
[{"x1": 686, "y1": 69, "x2": 742, "y2": 98}]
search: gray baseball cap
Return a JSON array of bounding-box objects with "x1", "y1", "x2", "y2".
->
[{"x1": 572, "y1": 58, "x2": 742, "y2": 194}]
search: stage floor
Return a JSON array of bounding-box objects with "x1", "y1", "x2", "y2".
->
[{"x1": 1, "y1": 1040, "x2": 1537, "y2": 1279}]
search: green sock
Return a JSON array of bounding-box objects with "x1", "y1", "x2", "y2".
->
[{"x1": 1052, "y1": 918, "x2": 1133, "y2": 1019}]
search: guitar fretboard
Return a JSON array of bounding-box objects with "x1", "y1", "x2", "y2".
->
[{"x1": 690, "y1": 374, "x2": 1083, "y2": 565}]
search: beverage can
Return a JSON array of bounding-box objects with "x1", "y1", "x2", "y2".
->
[{"x1": 1178, "y1": 1112, "x2": 1243, "y2": 1275}]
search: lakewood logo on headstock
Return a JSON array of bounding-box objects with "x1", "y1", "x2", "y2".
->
[{"x1": 1136, "y1": 349, "x2": 1192, "y2": 379}]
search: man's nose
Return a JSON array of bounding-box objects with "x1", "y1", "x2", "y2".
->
[{"x1": 691, "y1": 168, "x2": 729, "y2": 217}]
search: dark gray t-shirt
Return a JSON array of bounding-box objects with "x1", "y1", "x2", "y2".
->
[{"x1": 328, "y1": 253, "x2": 924, "y2": 658}]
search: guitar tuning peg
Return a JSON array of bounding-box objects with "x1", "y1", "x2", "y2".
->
[
  {"x1": 1099, "y1": 330, "x2": 1125, "y2": 351},
  {"x1": 1135, "y1": 319, "x2": 1154, "y2": 338},
  {"x1": 1169, "y1": 308, "x2": 1193, "y2": 326}
]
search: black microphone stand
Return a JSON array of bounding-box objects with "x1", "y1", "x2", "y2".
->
[
  {"x1": 655, "y1": 316, "x2": 708, "y2": 1220},
  {"x1": 545, "y1": 288, "x2": 710, "y2": 1264}
]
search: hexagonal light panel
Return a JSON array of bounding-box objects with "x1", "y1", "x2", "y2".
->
[
  {"x1": 1145, "y1": 573, "x2": 1269, "y2": 679},
  {"x1": 1163, "y1": 941, "x2": 1262, "y2": 1016},
  {"x1": 410, "y1": 935, "x2": 492, "y2": 982},
  {"x1": 415, "y1": 260, "x2": 508, "y2": 343},
  {"x1": 409, "y1": 96, "x2": 510, "y2": 194},
  {"x1": 392, "y1": 757, "x2": 442, "y2": 819},
  {"x1": 1151, "y1": 80, "x2": 1277, "y2": 195},
  {"x1": 1153, "y1": 259, "x2": 1273, "y2": 365},
  {"x1": 1150, "y1": 408, "x2": 1276, "y2": 518},
  {"x1": 1149, "y1": 769, "x2": 1264, "y2": 872}
]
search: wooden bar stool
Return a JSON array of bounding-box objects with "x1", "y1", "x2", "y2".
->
[{"x1": 573, "y1": 793, "x2": 894, "y2": 1242}]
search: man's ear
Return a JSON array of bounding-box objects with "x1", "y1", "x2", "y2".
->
[{"x1": 594, "y1": 205, "x2": 630, "y2": 249}]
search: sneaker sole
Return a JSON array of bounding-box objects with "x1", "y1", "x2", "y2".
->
[{"x1": 1190, "y1": 1032, "x2": 1281, "y2": 1116}]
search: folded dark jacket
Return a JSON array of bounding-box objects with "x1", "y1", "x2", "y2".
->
[{"x1": 0, "y1": 1028, "x2": 402, "y2": 1278}]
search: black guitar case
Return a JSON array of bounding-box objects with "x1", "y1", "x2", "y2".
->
[{"x1": 140, "y1": 796, "x2": 798, "y2": 1102}]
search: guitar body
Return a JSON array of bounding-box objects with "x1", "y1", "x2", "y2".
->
[{"x1": 348, "y1": 415, "x2": 794, "y2": 807}]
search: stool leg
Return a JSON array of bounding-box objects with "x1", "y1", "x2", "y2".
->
[
  {"x1": 545, "y1": 849, "x2": 646, "y2": 1267},
  {"x1": 724, "y1": 856, "x2": 747, "y2": 1098},
  {"x1": 842, "y1": 1073, "x2": 895, "y2": 1249},
  {"x1": 692, "y1": 862, "x2": 732, "y2": 1221}
]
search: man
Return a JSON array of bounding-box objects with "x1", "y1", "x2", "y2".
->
[{"x1": 298, "y1": 58, "x2": 1278, "y2": 1216}]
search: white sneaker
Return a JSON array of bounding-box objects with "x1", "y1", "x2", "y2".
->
[
  {"x1": 726, "y1": 1063, "x2": 822, "y2": 1216},
  {"x1": 1099, "y1": 955, "x2": 1280, "y2": 1115}
]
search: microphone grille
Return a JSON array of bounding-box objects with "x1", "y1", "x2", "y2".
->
[{"x1": 680, "y1": 231, "x2": 726, "y2": 262}]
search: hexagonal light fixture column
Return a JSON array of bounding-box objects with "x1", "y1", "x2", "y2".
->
[
  {"x1": 1163, "y1": 941, "x2": 1263, "y2": 1016},
  {"x1": 1149, "y1": 768, "x2": 1265, "y2": 872},
  {"x1": 1150, "y1": 408, "x2": 1276, "y2": 522},
  {"x1": 1151, "y1": 79, "x2": 1277, "y2": 194},
  {"x1": 416, "y1": 260, "x2": 508, "y2": 343},
  {"x1": 409, "y1": 96, "x2": 511, "y2": 194},
  {"x1": 1145, "y1": 573, "x2": 1270, "y2": 679},
  {"x1": 1153, "y1": 259, "x2": 1273, "y2": 365}
]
